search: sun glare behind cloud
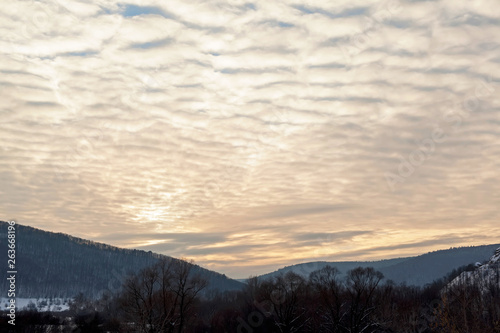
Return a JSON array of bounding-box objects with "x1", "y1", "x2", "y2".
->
[{"x1": 1, "y1": 0, "x2": 499, "y2": 278}]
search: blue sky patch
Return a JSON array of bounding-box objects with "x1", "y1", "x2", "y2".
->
[
  {"x1": 121, "y1": 5, "x2": 170, "y2": 18},
  {"x1": 292, "y1": 5, "x2": 368, "y2": 19},
  {"x1": 130, "y1": 38, "x2": 173, "y2": 49},
  {"x1": 278, "y1": 21, "x2": 294, "y2": 28}
]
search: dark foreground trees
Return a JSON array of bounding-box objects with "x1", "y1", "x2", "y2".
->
[
  {"x1": 118, "y1": 258, "x2": 207, "y2": 333},
  {"x1": 433, "y1": 266, "x2": 500, "y2": 333},
  {"x1": 2, "y1": 261, "x2": 499, "y2": 333},
  {"x1": 234, "y1": 267, "x2": 389, "y2": 333},
  {"x1": 216, "y1": 265, "x2": 500, "y2": 333}
]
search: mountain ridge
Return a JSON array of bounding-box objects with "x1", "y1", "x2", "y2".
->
[
  {"x1": 2, "y1": 220, "x2": 498, "y2": 298},
  {"x1": 0, "y1": 221, "x2": 244, "y2": 298},
  {"x1": 256, "y1": 244, "x2": 500, "y2": 286}
]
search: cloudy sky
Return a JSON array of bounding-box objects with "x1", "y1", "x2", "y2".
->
[{"x1": 1, "y1": 0, "x2": 500, "y2": 278}]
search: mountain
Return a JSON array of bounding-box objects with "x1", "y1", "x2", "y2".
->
[
  {"x1": 2, "y1": 220, "x2": 497, "y2": 299},
  {"x1": 0, "y1": 221, "x2": 243, "y2": 298},
  {"x1": 447, "y1": 246, "x2": 500, "y2": 290},
  {"x1": 256, "y1": 244, "x2": 500, "y2": 287},
  {"x1": 257, "y1": 257, "x2": 409, "y2": 282},
  {"x1": 379, "y1": 244, "x2": 500, "y2": 286}
]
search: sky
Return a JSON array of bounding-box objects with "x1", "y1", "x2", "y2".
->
[{"x1": 1, "y1": 0, "x2": 500, "y2": 279}]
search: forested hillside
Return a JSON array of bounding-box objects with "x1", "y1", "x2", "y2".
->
[
  {"x1": 381, "y1": 244, "x2": 500, "y2": 285},
  {"x1": 258, "y1": 244, "x2": 500, "y2": 287},
  {"x1": 0, "y1": 221, "x2": 243, "y2": 298}
]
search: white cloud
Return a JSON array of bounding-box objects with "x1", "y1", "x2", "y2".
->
[{"x1": 0, "y1": 0, "x2": 499, "y2": 278}]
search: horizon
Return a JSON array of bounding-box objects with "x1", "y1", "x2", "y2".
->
[
  {"x1": 1, "y1": 0, "x2": 500, "y2": 278},
  {"x1": 4, "y1": 220, "x2": 499, "y2": 279}
]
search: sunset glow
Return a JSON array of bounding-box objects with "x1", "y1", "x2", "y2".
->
[{"x1": 1, "y1": 0, "x2": 500, "y2": 278}]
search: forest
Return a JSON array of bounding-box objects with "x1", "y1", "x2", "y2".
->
[{"x1": 1, "y1": 257, "x2": 499, "y2": 333}]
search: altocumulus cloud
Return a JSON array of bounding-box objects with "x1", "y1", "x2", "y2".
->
[{"x1": 0, "y1": 0, "x2": 500, "y2": 277}]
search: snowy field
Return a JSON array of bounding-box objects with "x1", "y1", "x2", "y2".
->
[{"x1": 0, "y1": 298, "x2": 70, "y2": 312}]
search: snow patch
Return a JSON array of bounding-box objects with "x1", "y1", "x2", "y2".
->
[
  {"x1": 447, "y1": 247, "x2": 500, "y2": 291},
  {"x1": 0, "y1": 298, "x2": 71, "y2": 312}
]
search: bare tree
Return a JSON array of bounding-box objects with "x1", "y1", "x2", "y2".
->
[
  {"x1": 309, "y1": 265, "x2": 344, "y2": 332},
  {"x1": 267, "y1": 271, "x2": 309, "y2": 333},
  {"x1": 120, "y1": 265, "x2": 161, "y2": 333},
  {"x1": 169, "y1": 259, "x2": 208, "y2": 333},
  {"x1": 118, "y1": 258, "x2": 207, "y2": 333},
  {"x1": 344, "y1": 267, "x2": 384, "y2": 333}
]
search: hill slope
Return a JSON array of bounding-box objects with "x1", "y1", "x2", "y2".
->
[
  {"x1": 257, "y1": 244, "x2": 500, "y2": 286},
  {"x1": 0, "y1": 221, "x2": 243, "y2": 298},
  {"x1": 447, "y1": 246, "x2": 500, "y2": 290},
  {"x1": 380, "y1": 244, "x2": 500, "y2": 286},
  {"x1": 257, "y1": 257, "x2": 409, "y2": 282}
]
